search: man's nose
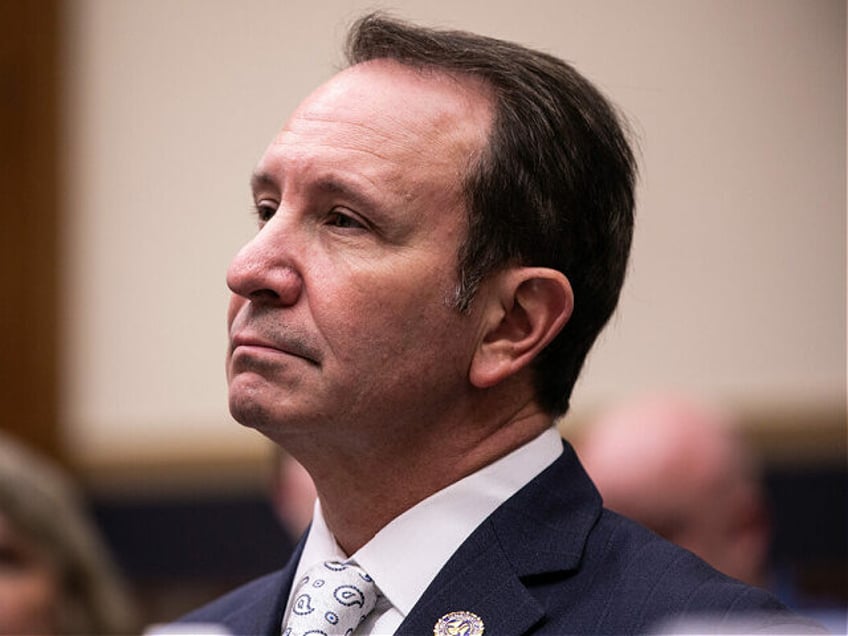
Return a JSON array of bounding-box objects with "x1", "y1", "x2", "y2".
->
[{"x1": 226, "y1": 223, "x2": 304, "y2": 307}]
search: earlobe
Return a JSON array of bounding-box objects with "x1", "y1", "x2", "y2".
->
[{"x1": 469, "y1": 268, "x2": 573, "y2": 389}]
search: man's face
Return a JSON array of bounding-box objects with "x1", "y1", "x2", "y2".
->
[
  {"x1": 226, "y1": 61, "x2": 493, "y2": 445},
  {"x1": 0, "y1": 513, "x2": 59, "y2": 635}
]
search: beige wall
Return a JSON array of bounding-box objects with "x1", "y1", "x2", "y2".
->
[{"x1": 60, "y1": 0, "x2": 846, "y2": 470}]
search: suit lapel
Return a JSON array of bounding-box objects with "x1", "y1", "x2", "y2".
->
[
  {"x1": 395, "y1": 521, "x2": 545, "y2": 635},
  {"x1": 397, "y1": 442, "x2": 602, "y2": 636}
]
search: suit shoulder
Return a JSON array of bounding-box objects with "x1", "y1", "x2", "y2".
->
[
  {"x1": 580, "y1": 510, "x2": 813, "y2": 631},
  {"x1": 591, "y1": 510, "x2": 775, "y2": 601}
]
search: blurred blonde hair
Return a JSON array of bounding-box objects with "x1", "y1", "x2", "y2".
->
[{"x1": 0, "y1": 432, "x2": 137, "y2": 634}]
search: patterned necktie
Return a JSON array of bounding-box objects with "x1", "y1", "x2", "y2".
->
[{"x1": 282, "y1": 560, "x2": 380, "y2": 636}]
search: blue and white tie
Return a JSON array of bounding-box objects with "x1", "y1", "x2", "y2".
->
[{"x1": 282, "y1": 560, "x2": 380, "y2": 636}]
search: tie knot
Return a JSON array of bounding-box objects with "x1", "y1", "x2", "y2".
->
[{"x1": 283, "y1": 560, "x2": 379, "y2": 636}]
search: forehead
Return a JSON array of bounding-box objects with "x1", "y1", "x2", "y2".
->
[
  {"x1": 296, "y1": 59, "x2": 491, "y2": 134},
  {"x1": 260, "y1": 60, "x2": 493, "y2": 193}
]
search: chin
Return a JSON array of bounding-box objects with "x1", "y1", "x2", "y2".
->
[
  {"x1": 228, "y1": 386, "x2": 275, "y2": 429},
  {"x1": 228, "y1": 388, "x2": 306, "y2": 445}
]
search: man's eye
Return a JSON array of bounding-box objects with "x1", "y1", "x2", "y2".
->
[
  {"x1": 254, "y1": 203, "x2": 277, "y2": 223},
  {"x1": 327, "y1": 210, "x2": 365, "y2": 230}
]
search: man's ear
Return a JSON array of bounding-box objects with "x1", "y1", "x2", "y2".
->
[{"x1": 469, "y1": 267, "x2": 573, "y2": 389}]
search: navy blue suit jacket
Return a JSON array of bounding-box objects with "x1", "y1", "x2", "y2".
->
[{"x1": 179, "y1": 443, "x2": 818, "y2": 635}]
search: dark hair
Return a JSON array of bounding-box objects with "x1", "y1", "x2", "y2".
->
[{"x1": 346, "y1": 13, "x2": 636, "y2": 416}]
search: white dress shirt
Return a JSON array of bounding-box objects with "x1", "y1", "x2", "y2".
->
[{"x1": 283, "y1": 427, "x2": 563, "y2": 635}]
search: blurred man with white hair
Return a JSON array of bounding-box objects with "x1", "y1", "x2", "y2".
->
[{"x1": 575, "y1": 395, "x2": 771, "y2": 587}]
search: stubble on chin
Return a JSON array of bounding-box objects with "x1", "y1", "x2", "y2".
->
[
  {"x1": 228, "y1": 383, "x2": 281, "y2": 437},
  {"x1": 226, "y1": 362, "x2": 278, "y2": 431}
]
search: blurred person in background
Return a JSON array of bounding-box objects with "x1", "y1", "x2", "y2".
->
[
  {"x1": 269, "y1": 450, "x2": 317, "y2": 540},
  {"x1": 575, "y1": 394, "x2": 847, "y2": 633},
  {"x1": 0, "y1": 432, "x2": 137, "y2": 635},
  {"x1": 573, "y1": 394, "x2": 771, "y2": 587}
]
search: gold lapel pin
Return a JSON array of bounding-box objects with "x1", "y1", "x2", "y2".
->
[{"x1": 433, "y1": 610, "x2": 484, "y2": 636}]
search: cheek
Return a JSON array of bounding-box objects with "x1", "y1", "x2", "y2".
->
[
  {"x1": 0, "y1": 569, "x2": 59, "y2": 634},
  {"x1": 326, "y1": 278, "x2": 467, "y2": 369}
]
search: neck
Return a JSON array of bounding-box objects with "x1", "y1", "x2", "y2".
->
[{"x1": 287, "y1": 397, "x2": 554, "y2": 555}]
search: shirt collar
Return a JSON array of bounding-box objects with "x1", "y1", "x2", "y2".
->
[{"x1": 351, "y1": 426, "x2": 563, "y2": 616}]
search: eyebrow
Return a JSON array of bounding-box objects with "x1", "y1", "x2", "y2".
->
[
  {"x1": 250, "y1": 171, "x2": 277, "y2": 194},
  {"x1": 250, "y1": 170, "x2": 381, "y2": 214}
]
